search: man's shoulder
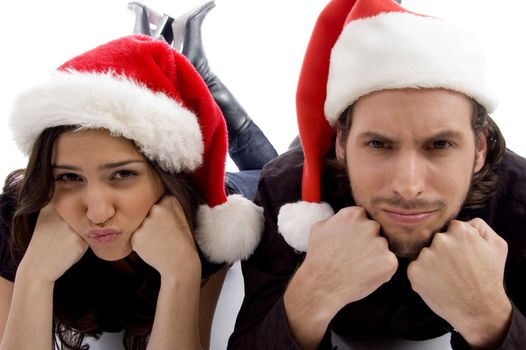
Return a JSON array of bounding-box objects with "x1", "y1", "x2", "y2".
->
[
  {"x1": 488, "y1": 149, "x2": 526, "y2": 247},
  {"x1": 496, "y1": 149, "x2": 526, "y2": 205},
  {"x1": 256, "y1": 147, "x2": 304, "y2": 212},
  {"x1": 260, "y1": 146, "x2": 305, "y2": 179}
]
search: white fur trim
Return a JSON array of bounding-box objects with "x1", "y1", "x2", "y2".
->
[
  {"x1": 195, "y1": 194, "x2": 264, "y2": 264},
  {"x1": 9, "y1": 70, "x2": 203, "y2": 172},
  {"x1": 325, "y1": 12, "x2": 498, "y2": 124},
  {"x1": 277, "y1": 201, "x2": 334, "y2": 252}
]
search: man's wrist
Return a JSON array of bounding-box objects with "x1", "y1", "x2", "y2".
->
[{"x1": 457, "y1": 294, "x2": 512, "y2": 349}]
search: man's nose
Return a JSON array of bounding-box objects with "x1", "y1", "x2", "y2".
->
[
  {"x1": 83, "y1": 185, "x2": 115, "y2": 225},
  {"x1": 390, "y1": 152, "x2": 426, "y2": 200}
]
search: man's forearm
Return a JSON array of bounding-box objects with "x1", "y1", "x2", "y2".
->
[{"x1": 283, "y1": 265, "x2": 341, "y2": 350}]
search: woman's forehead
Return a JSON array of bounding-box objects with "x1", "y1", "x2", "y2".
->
[{"x1": 53, "y1": 128, "x2": 144, "y2": 162}]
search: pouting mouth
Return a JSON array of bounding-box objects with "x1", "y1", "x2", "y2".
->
[{"x1": 87, "y1": 228, "x2": 121, "y2": 238}]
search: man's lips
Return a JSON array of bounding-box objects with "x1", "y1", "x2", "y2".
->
[
  {"x1": 382, "y1": 209, "x2": 437, "y2": 225},
  {"x1": 87, "y1": 228, "x2": 121, "y2": 243}
]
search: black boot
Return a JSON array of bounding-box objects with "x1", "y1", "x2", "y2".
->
[
  {"x1": 182, "y1": 1, "x2": 253, "y2": 144},
  {"x1": 128, "y1": 2, "x2": 151, "y2": 35},
  {"x1": 129, "y1": 1, "x2": 278, "y2": 169},
  {"x1": 182, "y1": 2, "x2": 278, "y2": 169},
  {"x1": 128, "y1": 2, "x2": 175, "y2": 43}
]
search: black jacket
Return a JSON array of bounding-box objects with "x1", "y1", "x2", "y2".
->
[{"x1": 228, "y1": 148, "x2": 526, "y2": 349}]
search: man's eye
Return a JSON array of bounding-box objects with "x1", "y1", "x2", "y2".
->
[
  {"x1": 55, "y1": 173, "x2": 81, "y2": 182},
  {"x1": 368, "y1": 140, "x2": 387, "y2": 149},
  {"x1": 431, "y1": 140, "x2": 452, "y2": 149},
  {"x1": 112, "y1": 170, "x2": 137, "y2": 180}
]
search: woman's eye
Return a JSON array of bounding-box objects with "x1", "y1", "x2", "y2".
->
[
  {"x1": 55, "y1": 173, "x2": 81, "y2": 182},
  {"x1": 112, "y1": 170, "x2": 137, "y2": 180}
]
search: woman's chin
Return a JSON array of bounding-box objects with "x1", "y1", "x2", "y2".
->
[{"x1": 90, "y1": 246, "x2": 133, "y2": 261}]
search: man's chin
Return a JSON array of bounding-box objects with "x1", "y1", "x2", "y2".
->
[
  {"x1": 390, "y1": 246, "x2": 421, "y2": 261},
  {"x1": 378, "y1": 218, "x2": 454, "y2": 260},
  {"x1": 382, "y1": 230, "x2": 434, "y2": 260}
]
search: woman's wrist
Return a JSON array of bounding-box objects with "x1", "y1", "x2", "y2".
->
[
  {"x1": 159, "y1": 260, "x2": 201, "y2": 288},
  {"x1": 16, "y1": 259, "x2": 57, "y2": 286}
]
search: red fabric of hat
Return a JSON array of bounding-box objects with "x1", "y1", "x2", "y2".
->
[
  {"x1": 279, "y1": 0, "x2": 497, "y2": 252},
  {"x1": 10, "y1": 35, "x2": 263, "y2": 263}
]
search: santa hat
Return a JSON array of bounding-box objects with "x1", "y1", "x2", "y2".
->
[
  {"x1": 9, "y1": 35, "x2": 263, "y2": 264},
  {"x1": 278, "y1": 0, "x2": 498, "y2": 252}
]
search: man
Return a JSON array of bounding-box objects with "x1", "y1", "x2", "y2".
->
[{"x1": 228, "y1": 0, "x2": 525, "y2": 349}]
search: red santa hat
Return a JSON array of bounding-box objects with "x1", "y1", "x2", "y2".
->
[
  {"x1": 9, "y1": 35, "x2": 263, "y2": 264},
  {"x1": 278, "y1": 0, "x2": 498, "y2": 252}
]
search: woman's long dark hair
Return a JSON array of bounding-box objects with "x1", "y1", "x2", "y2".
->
[
  {"x1": 329, "y1": 99, "x2": 506, "y2": 213},
  {"x1": 4, "y1": 126, "x2": 204, "y2": 349}
]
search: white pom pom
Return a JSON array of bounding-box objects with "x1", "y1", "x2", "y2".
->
[
  {"x1": 278, "y1": 201, "x2": 334, "y2": 252},
  {"x1": 195, "y1": 194, "x2": 264, "y2": 264}
]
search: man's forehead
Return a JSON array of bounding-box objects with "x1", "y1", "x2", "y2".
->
[
  {"x1": 354, "y1": 87, "x2": 473, "y2": 105},
  {"x1": 349, "y1": 89, "x2": 474, "y2": 132}
]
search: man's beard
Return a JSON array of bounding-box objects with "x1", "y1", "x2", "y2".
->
[
  {"x1": 345, "y1": 165, "x2": 474, "y2": 260},
  {"x1": 380, "y1": 217, "x2": 454, "y2": 260},
  {"x1": 353, "y1": 194, "x2": 460, "y2": 260}
]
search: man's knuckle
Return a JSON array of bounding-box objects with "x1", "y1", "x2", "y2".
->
[{"x1": 431, "y1": 232, "x2": 448, "y2": 248}]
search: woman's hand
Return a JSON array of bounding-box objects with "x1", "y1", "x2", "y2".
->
[
  {"x1": 131, "y1": 196, "x2": 201, "y2": 281},
  {"x1": 1, "y1": 204, "x2": 87, "y2": 349},
  {"x1": 18, "y1": 204, "x2": 88, "y2": 283},
  {"x1": 134, "y1": 196, "x2": 203, "y2": 349}
]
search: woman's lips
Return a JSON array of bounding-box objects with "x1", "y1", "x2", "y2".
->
[
  {"x1": 87, "y1": 228, "x2": 121, "y2": 244},
  {"x1": 382, "y1": 209, "x2": 437, "y2": 225}
]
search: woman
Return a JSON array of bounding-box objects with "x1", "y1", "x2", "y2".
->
[{"x1": 0, "y1": 34, "x2": 263, "y2": 350}]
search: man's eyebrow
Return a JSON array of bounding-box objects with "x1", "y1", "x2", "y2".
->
[
  {"x1": 356, "y1": 130, "x2": 464, "y2": 142},
  {"x1": 356, "y1": 131, "x2": 392, "y2": 141},
  {"x1": 52, "y1": 160, "x2": 145, "y2": 171},
  {"x1": 424, "y1": 130, "x2": 464, "y2": 140}
]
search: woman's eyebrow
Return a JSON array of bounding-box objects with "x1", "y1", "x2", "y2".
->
[
  {"x1": 52, "y1": 164, "x2": 80, "y2": 170},
  {"x1": 98, "y1": 160, "x2": 145, "y2": 170},
  {"x1": 52, "y1": 160, "x2": 145, "y2": 171}
]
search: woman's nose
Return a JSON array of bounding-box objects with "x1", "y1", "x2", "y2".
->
[{"x1": 83, "y1": 185, "x2": 115, "y2": 225}]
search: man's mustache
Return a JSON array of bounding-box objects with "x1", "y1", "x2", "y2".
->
[{"x1": 371, "y1": 197, "x2": 447, "y2": 211}]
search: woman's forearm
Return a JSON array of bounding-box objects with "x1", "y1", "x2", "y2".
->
[
  {"x1": 147, "y1": 274, "x2": 201, "y2": 349},
  {"x1": 0, "y1": 267, "x2": 55, "y2": 350}
]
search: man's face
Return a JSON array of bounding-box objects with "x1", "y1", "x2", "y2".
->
[{"x1": 336, "y1": 88, "x2": 487, "y2": 259}]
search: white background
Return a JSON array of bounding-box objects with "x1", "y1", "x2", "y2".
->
[
  {"x1": 1, "y1": 0, "x2": 526, "y2": 182},
  {"x1": 1, "y1": 1, "x2": 526, "y2": 349}
]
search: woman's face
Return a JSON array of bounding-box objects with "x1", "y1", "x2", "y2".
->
[{"x1": 51, "y1": 129, "x2": 165, "y2": 261}]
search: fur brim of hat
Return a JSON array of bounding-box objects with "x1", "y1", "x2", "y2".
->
[
  {"x1": 9, "y1": 70, "x2": 203, "y2": 173},
  {"x1": 196, "y1": 194, "x2": 264, "y2": 264},
  {"x1": 277, "y1": 201, "x2": 334, "y2": 252},
  {"x1": 324, "y1": 12, "x2": 498, "y2": 124}
]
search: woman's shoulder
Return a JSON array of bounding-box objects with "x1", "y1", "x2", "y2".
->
[
  {"x1": 0, "y1": 191, "x2": 18, "y2": 282},
  {"x1": 0, "y1": 172, "x2": 22, "y2": 282}
]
